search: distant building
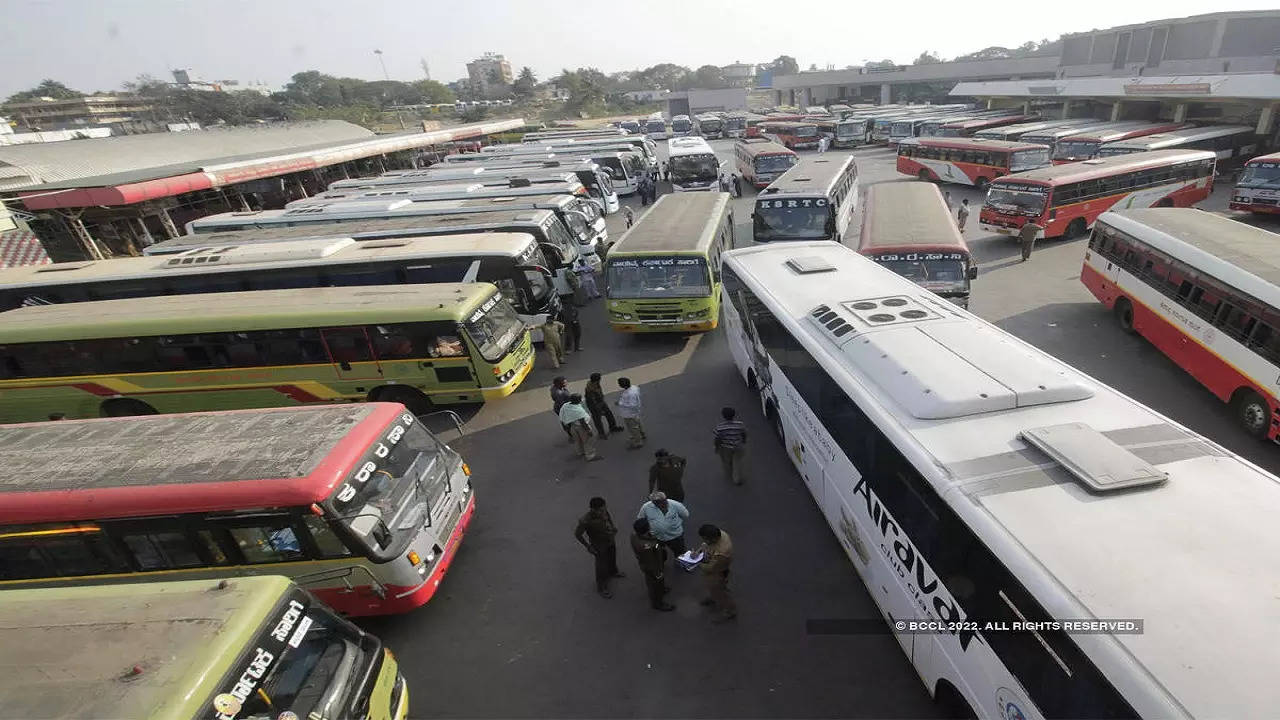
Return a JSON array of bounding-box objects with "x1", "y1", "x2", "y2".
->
[
  {"x1": 666, "y1": 88, "x2": 749, "y2": 118},
  {"x1": 721, "y1": 62, "x2": 758, "y2": 87},
  {"x1": 624, "y1": 90, "x2": 668, "y2": 103},
  {"x1": 1, "y1": 95, "x2": 155, "y2": 132},
  {"x1": 466, "y1": 53, "x2": 515, "y2": 100}
]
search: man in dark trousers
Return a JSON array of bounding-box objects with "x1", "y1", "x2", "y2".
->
[
  {"x1": 730, "y1": 173, "x2": 742, "y2": 198},
  {"x1": 550, "y1": 376, "x2": 572, "y2": 439},
  {"x1": 630, "y1": 518, "x2": 675, "y2": 611},
  {"x1": 561, "y1": 301, "x2": 582, "y2": 352},
  {"x1": 713, "y1": 406, "x2": 748, "y2": 485},
  {"x1": 575, "y1": 497, "x2": 624, "y2": 598},
  {"x1": 1019, "y1": 221, "x2": 1044, "y2": 262},
  {"x1": 648, "y1": 449, "x2": 687, "y2": 503},
  {"x1": 697, "y1": 523, "x2": 736, "y2": 622},
  {"x1": 585, "y1": 372, "x2": 623, "y2": 438}
]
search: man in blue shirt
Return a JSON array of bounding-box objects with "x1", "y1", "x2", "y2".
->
[{"x1": 636, "y1": 491, "x2": 689, "y2": 564}]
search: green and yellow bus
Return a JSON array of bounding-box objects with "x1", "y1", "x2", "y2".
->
[
  {"x1": 0, "y1": 283, "x2": 533, "y2": 422},
  {"x1": 604, "y1": 192, "x2": 734, "y2": 333},
  {"x1": 0, "y1": 576, "x2": 408, "y2": 720}
]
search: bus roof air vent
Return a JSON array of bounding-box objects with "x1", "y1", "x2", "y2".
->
[
  {"x1": 1020, "y1": 423, "x2": 1168, "y2": 492},
  {"x1": 841, "y1": 296, "x2": 940, "y2": 326},
  {"x1": 786, "y1": 256, "x2": 835, "y2": 274},
  {"x1": 157, "y1": 238, "x2": 355, "y2": 269}
]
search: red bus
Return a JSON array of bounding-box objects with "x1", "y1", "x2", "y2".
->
[
  {"x1": 896, "y1": 137, "x2": 1051, "y2": 188},
  {"x1": 1082, "y1": 208, "x2": 1280, "y2": 439},
  {"x1": 1230, "y1": 152, "x2": 1280, "y2": 214},
  {"x1": 938, "y1": 114, "x2": 1036, "y2": 138},
  {"x1": 734, "y1": 138, "x2": 799, "y2": 188},
  {"x1": 1052, "y1": 121, "x2": 1187, "y2": 163},
  {"x1": 858, "y1": 181, "x2": 978, "y2": 307},
  {"x1": 979, "y1": 148, "x2": 1215, "y2": 239},
  {"x1": 760, "y1": 121, "x2": 821, "y2": 150},
  {"x1": 0, "y1": 403, "x2": 475, "y2": 617}
]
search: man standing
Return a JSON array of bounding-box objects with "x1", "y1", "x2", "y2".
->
[
  {"x1": 648, "y1": 449, "x2": 687, "y2": 503},
  {"x1": 550, "y1": 376, "x2": 571, "y2": 439},
  {"x1": 616, "y1": 377, "x2": 645, "y2": 449},
  {"x1": 662, "y1": 161, "x2": 670, "y2": 182},
  {"x1": 697, "y1": 523, "x2": 736, "y2": 622},
  {"x1": 575, "y1": 497, "x2": 623, "y2": 598},
  {"x1": 636, "y1": 491, "x2": 689, "y2": 563},
  {"x1": 623, "y1": 205, "x2": 635, "y2": 229},
  {"x1": 562, "y1": 301, "x2": 582, "y2": 353},
  {"x1": 585, "y1": 372, "x2": 623, "y2": 438},
  {"x1": 713, "y1": 407, "x2": 748, "y2": 486},
  {"x1": 559, "y1": 394, "x2": 602, "y2": 462},
  {"x1": 1019, "y1": 221, "x2": 1043, "y2": 262},
  {"x1": 630, "y1": 518, "x2": 675, "y2": 611},
  {"x1": 575, "y1": 257, "x2": 600, "y2": 300},
  {"x1": 542, "y1": 316, "x2": 566, "y2": 369},
  {"x1": 730, "y1": 173, "x2": 742, "y2": 198},
  {"x1": 943, "y1": 191, "x2": 953, "y2": 210},
  {"x1": 719, "y1": 172, "x2": 730, "y2": 193},
  {"x1": 956, "y1": 198, "x2": 971, "y2": 233}
]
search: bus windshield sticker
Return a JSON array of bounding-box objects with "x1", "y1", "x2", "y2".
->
[
  {"x1": 332, "y1": 411, "x2": 417, "y2": 508},
  {"x1": 468, "y1": 292, "x2": 503, "y2": 323},
  {"x1": 209, "y1": 590, "x2": 313, "y2": 720},
  {"x1": 611, "y1": 258, "x2": 702, "y2": 267},
  {"x1": 991, "y1": 183, "x2": 1048, "y2": 194},
  {"x1": 757, "y1": 198, "x2": 827, "y2": 209},
  {"x1": 874, "y1": 253, "x2": 966, "y2": 262}
]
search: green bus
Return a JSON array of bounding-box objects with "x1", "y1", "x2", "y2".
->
[
  {"x1": 0, "y1": 283, "x2": 534, "y2": 422},
  {"x1": 0, "y1": 576, "x2": 408, "y2": 720},
  {"x1": 605, "y1": 192, "x2": 734, "y2": 332}
]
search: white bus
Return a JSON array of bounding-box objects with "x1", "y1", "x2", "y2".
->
[
  {"x1": 1095, "y1": 125, "x2": 1257, "y2": 165},
  {"x1": 972, "y1": 118, "x2": 1099, "y2": 141},
  {"x1": 667, "y1": 136, "x2": 721, "y2": 192},
  {"x1": 720, "y1": 239, "x2": 1280, "y2": 719},
  {"x1": 751, "y1": 154, "x2": 857, "y2": 243},
  {"x1": 521, "y1": 128, "x2": 627, "y2": 143},
  {"x1": 449, "y1": 147, "x2": 649, "y2": 197},
  {"x1": 519, "y1": 135, "x2": 660, "y2": 170},
  {"x1": 671, "y1": 114, "x2": 693, "y2": 137},
  {"x1": 695, "y1": 113, "x2": 724, "y2": 139},
  {"x1": 644, "y1": 113, "x2": 667, "y2": 140}
]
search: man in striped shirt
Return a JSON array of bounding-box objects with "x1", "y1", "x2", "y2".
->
[{"x1": 713, "y1": 406, "x2": 748, "y2": 486}]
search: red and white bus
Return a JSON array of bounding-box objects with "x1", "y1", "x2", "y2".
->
[
  {"x1": 734, "y1": 138, "x2": 799, "y2": 189},
  {"x1": 979, "y1": 149, "x2": 1216, "y2": 239},
  {"x1": 896, "y1": 137, "x2": 1051, "y2": 188},
  {"x1": 0, "y1": 403, "x2": 475, "y2": 617},
  {"x1": 1230, "y1": 152, "x2": 1280, "y2": 214},
  {"x1": 1096, "y1": 125, "x2": 1257, "y2": 164},
  {"x1": 937, "y1": 114, "x2": 1035, "y2": 137},
  {"x1": 760, "y1": 121, "x2": 821, "y2": 150},
  {"x1": 858, "y1": 181, "x2": 978, "y2": 307},
  {"x1": 1052, "y1": 121, "x2": 1186, "y2": 163},
  {"x1": 1082, "y1": 208, "x2": 1280, "y2": 439}
]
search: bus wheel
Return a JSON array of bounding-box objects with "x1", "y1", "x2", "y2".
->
[
  {"x1": 1113, "y1": 298, "x2": 1136, "y2": 334},
  {"x1": 1066, "y1": 218, "x2": 1087, "y2": 239},
  {"x1": 746, "y1": 368, "x2": 759, "y2": 391},
  {"x1": 371, "y1": 386, "x2": 434, "y2": 416},
  {"x1": 917, "y1": 169, "x2": 933, "y2": 182},
  {"x1": 765, "y1": 402, "x2": 784, "y2": 444},
  {"x1": 1232, "y1": 389, "x2": 1270, "y2": 439},
  {"x1": 100, "y1": 398, "x2": 158, "y2": 417}
]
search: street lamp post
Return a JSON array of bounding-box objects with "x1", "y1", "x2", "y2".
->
[{"x1": 373, "y1": 49, "x2": 408, "y2": 130}]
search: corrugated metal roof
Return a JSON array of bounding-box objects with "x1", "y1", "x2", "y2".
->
[{"x1": 0, "y1": 120, "x2": 371, "y2": 191}]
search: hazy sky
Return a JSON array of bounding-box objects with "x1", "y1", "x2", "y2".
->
[{"x1": 2, "y1": 0, "x2": 1275, "y2": 97}]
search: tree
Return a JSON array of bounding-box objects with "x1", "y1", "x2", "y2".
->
[
  {"x1": 953, "y1": 46, "x2": 1014, "y2": 62},
  {"x1": 411, "y1": 79, "x2": 455, "y2": 104},
  {"x1": 691, "y1": 65, "x2": 728, "y2": 89},
  {"x1": 913, "y1": 51, "x2": 943, "y2": 65},
  {"x1": 6, "y1": 79, "x2": 84, "y2": 104},
  {"x1": 769, "y1": 56, "x2": 799, "y2": 76},
  {"x1": 513, "y1": 66, "x2": 537, "y2": 98},
  {"x1": 865, "y1": 59, "x2": 898, "y2": 69},
  {"x1": 634, "y1": 63, "x2": 690, "y2": 91}
]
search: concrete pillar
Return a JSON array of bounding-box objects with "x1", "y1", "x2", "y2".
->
[
  {"x1": 1061, "y1": 100, "x2": 1073, "y2": 119},
  {"x1": 986, "y1": 98, "x2": 995, "y2": 110},
  {"x1": 1110, "y1": 101, "x2": 1124, "y2": 121},
  {"x1": 1172, "y1": 103, "x2": 1188, "y2": 123},
  {"x1": 880, "y1": 83, "x2": 891, "y2": 105},
  {"x1": 156, "y1": 207, "x2": 180, "y2": 239},
  {"x1": 1256, "y1": 104, "x2": 1275, "y2": 135},
  {"x1": 1022, "y1": 101, "x2": 1032, "y2": 114},
  {"x1": 134, "y1": 217, "x2": 155, "y2": 247}
]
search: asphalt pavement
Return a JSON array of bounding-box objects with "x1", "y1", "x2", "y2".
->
[{"x1": 359, "y1": 137, "x2": 1280, "y2": 719}]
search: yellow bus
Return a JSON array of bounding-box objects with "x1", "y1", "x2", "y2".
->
[
  {"x1": 605, "y1": 192, "x2": 734, "y2": 332},
  {"x1": 0, "y1": 283, "x2": 533, "y2": 422},
  {"x1": 0, "y1": 576, "x2": 408, "y2": 719}
]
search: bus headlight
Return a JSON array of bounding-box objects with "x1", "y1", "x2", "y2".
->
[
  {"x1": 611, "y1": 312, "x2": 633, "y2": 321},
  {"x1": 686, "y1": 309, "x2": 710, "y2": 319},
  {"x1": 408, "y1": 550, "x2": 422, "y2": 566}
]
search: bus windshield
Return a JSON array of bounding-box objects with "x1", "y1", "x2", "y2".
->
[
  {"x1": 794, "y1": 126, "x2": 818, "y2": 138},
  {"x1": 1239, "y1": 162, "x2": 1280, "y2": 188},
  {"x1": 328, "y1": 415, "x2": 452, "y2": 559},
  {"x1": 464, "y1": 293, "x2": 525, "y2": 361},
  {"x1": 1055, "y1": 140, "x2": 1099, "y2": 159},
  {"x1": 754, "y1": 198, "x2": 832, "y2": 241},
  {"x1": 231, "y1": 604, "x2": 364, "y2": 720},
  {"x1": 607, "y1": 257, "x2": 711, "y2": 299},
  {"x1": 836, "y1": 122, "x2": 861, "y2": 138},
  {"x1": 671, "y1": 154, "x2": 720, "y2": 182},
  {"x1": 595, "y1": 156, "x2": 627, "y2": 181},
  {"x1": 563, "y1": 212, "x2": 590, "y2": 241},
  {"x1": 1010, "y1": 148, "x2": 1052, "y2": 171},
  {"x1": 985, "y1": 185, "x2": 1049, "y2": 216},
  {"x1": 871, "y1": 256, "x2": 968, "y2": 293},
  {"x1": 755, "y1": 154, "x2": 798, "y2": 174},
  {"x1": 672, "y1": 119, "x2": 691, "y2": 133},
  {"x1": 544, "y1": 218, "x2": 578, "y2": 263}
]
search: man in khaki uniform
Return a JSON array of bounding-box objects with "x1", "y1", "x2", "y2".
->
[
  {"x1": 1020, "y1": 221, "x2": 1044, "y2": 262},
  {"x1": 697, "y1": 523, "x2": 736, "y2": 622}
]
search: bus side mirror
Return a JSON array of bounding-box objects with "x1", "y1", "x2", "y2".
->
[{"x1": 967, "y1": 266, "x2": 979, "y2": 280}]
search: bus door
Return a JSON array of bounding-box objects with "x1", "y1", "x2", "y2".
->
[{"x1": 320, "y1": 327, "x2": 384, "y2": 380}]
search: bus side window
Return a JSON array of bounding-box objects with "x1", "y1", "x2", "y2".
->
[
  {"x1": 226, "y1": 523, "x2": 306, "y2": 564},
  {"x1": 118, "y1": 531, "x2": 204, "y2": 570},
  {"x1": 0, "y1": 525, "x2": 129, "y2": 579},
  {"x1": 303, "y1": 515, "x2": 353, "y2": 558}
]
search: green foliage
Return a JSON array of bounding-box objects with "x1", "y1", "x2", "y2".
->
[
  {"x1": 913, "y1": 51, "x2": 943, "y2": 65},
  {"x1": 691, "y1": 65, "x2": 729, "y2": 89},
  {"x1": 769, "y1": 56, "x2": 799, "y2": 76},
  {"x1": 513, "y1": 67, "x2": 537, "y2": 98},
  {"x1": 6, "y1": 79, "x2": 84, "y2": 104}
]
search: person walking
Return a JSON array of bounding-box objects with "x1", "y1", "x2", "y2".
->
[
  {"x1": 550, "y1": 376, "x2": 572, "y2": 439},
  {"x1": 542, "y1": 316, "x2": 566, "y2": 369},
  {"x1": 637, "y1": 491, "x2": 689, "y2": 564},
  {"x1": 730, "y1": 173, "x2": 742, "y2": 198},
  {"x1": 630, "y1": 518, "x2": 675, "y2": 611},
  {"x1": 1019, "y1": 221, "x2": 1043, "y2": 262},
  {"x1": 575, "y1": 257, "x2": 601, "y2": 299},
  {"x1": 713, "y1": 407, "x2": 748, "y2": 486},
  {"x1": 575, "y1": 497, "x2": 623, "y2": 597},
  {"x1": 956, "y1": 198, "x2": 970, "y2": 233},
  {"x1": 718, "y1": 172, "x2": 730, "y2": 193},
  {"x1": 697, "y1": 523, "x2": 736, "y2": 622},
  {"x1": 560, "y1": 394, "x2": 603, "y2": 461},
  {"x1": 648, "y1": 449, "x2": 687, "y2": 503},
  {"x1": 616, "y1": 376, "x2": 646, "y2": 449},
  {"x1": 585, "y1": 372, "x2": 623, "y2": 438},
  {"x1": 662, "y1": 161, "x2": 670, "y2": 182},
  {"x1": 943, "y1": 191, "x2": 953, "y2": 210},
  {"x1": 562, "y1": 302, "x2": 582, "y2": 353},
  {"x1": 623, "y1": 205, "x2": 635, "y2": 229},
  {"x1": 818, "y1": 135, "x2": 829, "y2": 154}
]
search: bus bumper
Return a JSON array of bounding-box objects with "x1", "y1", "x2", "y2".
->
[{"x1": 610, "y1": 318, "x2": 717, "y2": 333}]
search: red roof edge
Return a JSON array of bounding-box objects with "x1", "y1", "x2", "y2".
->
[{"x1": 21, "y1": 171, "x2": 213, "y2": 210}]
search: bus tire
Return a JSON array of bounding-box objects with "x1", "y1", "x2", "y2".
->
[
  {"x1": 765, "y1": 401, "x2": 784, "y2": 444},
  {"x1": 1232, "y1": 389, "x2": 1270, "y2": 439},
  {"x1": 1113, "y1": 297, "x2": 1136, "y2": 334},
  {"x1": 917, "y1": 169, "x2": 933, "y2": 182},
  {"x1": 100, "y1": 398, "x2": 158, "y2": 418},
  {"x1": 370, "y1": 386, "x2": 434, "y2": 416},
  {"x1": 933, "y1": 681, "x2": 977, "y2": 720},
  {"x1": 1066, "y1": 218, "x2": 1088, "y2": 239},
  {"x1": 746, "y1": 368, "x2": 759, "y2": 391}
]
